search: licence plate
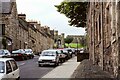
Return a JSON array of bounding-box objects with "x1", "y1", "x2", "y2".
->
[{"x1": 45, "y1": 62, "x2": 50, "y2": 64}]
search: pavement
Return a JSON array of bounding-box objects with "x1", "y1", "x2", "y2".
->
[
  {"x1": 40, "y1": 56, "x2": 116, "y2": 80},
  {"x1": 41, "y1": 56, "x2": 80, "y2": 78},
  {"x1": 71, "y1": 59, "x2": 115, "y2": 79}
]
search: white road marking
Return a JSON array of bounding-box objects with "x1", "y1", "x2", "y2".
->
[{"x1": 19, "y1": 63, "x2": 25, "y2": 66}]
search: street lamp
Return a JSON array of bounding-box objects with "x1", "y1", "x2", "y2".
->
[
  {"x1": 76, "y1": 38, "x2": 79, "y2": 54},
  {"x1": 57, "y1": 38, "x2": 61, "y2": 48}
]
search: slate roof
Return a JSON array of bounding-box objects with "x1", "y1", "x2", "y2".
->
[
  {"x1": 28, "y1": 23, "x2": 37, "y2": 32},
  {"x1": 0, "y1": 0, "x2": 14, "y2": 14},
  {"x1": 18, "y1": 18, "x2": 28, "y2": 31}
]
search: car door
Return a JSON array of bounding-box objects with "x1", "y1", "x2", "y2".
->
[
  {"x1": 6, "y1": 61, "x2": 14, "y2": 78},
  {"x1": 9, "y1": 60, "x2": 19, "y2": 78}
]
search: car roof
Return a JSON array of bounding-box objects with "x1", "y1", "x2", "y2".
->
[
  {"x1": 0, "y1": 58, "x2": 14, "y2": 62},
  {"x1": 0, "y1": 49, "x2": 8, "y2": 51},
  {"x1": 42, "y1": 49, "x2": 58, "y2": 52},
  {"x1": 24, "y1": 49, "x2": 32, "y2": 50}
]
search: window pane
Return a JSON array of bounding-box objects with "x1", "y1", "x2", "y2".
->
[
  {"x1": 0, "y1": 50, "x2": 4, "y2": 55},
  {"x1": 0, "y1": 61, "x2": 5, "y2": 73},
  {"x1": 10, "y1": 60, "x2": 18, "y2": 71},
  {"x1": 6, "y1": 61, "x2": 12, "y2": 74}
]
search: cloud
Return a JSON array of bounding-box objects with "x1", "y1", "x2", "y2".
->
[{"x1": 16, "y1": 0, "x2": 85, "y2": 36}]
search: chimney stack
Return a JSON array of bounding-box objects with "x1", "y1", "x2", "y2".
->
[{"x1": 18, "y1": 14, "x2": 26, "y2": 20}]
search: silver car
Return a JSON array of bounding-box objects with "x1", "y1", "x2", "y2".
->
[{"x1": 38, "y1": 50, "x2": 59, "y2": 66}]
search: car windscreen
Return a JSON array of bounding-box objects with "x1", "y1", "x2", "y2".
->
[
  {"x1": 56, "y1": 50, "x2": 62, "y2": 54},
  {"x1": 41, "y1": 51, "x2": 56, "y2": 56},
  {"x1": 0, "y1": 50, "x2": 4, "y2": 55},
  {"x1": 0, "y1": 61, "x2": 5, "y2": 73},
  {"x1": 12, "y1": 50, "x2": 24, "y2": 54},
  {"x1": 63, "y1": 49, "x2": 68, "y2": 53},
  {"x1": 12, "y1": 50, "x2": 20, "y2": 53},
  {"x1": 25, "y1": 51, "x2": 32, "y2": 53}
]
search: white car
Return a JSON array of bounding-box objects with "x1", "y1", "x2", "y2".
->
[
  {"x1": 0, "y1": 58, "x2": 20, "y2": 79},
  {"x1": 24, "y1": 49, "x2": 34, "y2": 59},
  {"x1": 0, "y1": 49, "x2": 12, "y2": 58},
  {"x1": 38, "y1": 50, "x2": 59, "y2": 66}
]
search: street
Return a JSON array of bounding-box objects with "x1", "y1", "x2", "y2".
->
[
  {"x1": 17, "y1": 56, "x2": 55, "y2": 79},
  {"x1": 0, "y1": 0, "x2": 120, "y2": 78}
]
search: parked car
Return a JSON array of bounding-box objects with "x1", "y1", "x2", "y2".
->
[
  {"x1": 61, "y1": 48, "x2": 71, "y2": 60},
  {"x1": 55, "y1": 49, "x2": 67, "y2": 63},
  {"x1": 0, "y1": 58, "x2": 20, "y2": 79},
  {"x1": 38, "y1": 50, "x2": 59, "y2": 66},
  {"x1": 64, "y1": 48, "x2": 73, "y2": 58},
  {"x1": 24, "y1": 49, "x2": 34, "y2": 59},
  {"x1": 71, "y1": 48, "x2": 75, "y2": 55},
  {"x1": 0, "y1": 49, "x2": 12, "y2": 58},
  {"x1": 12, "y1": 49, "x2": 28, "y2": 61}
]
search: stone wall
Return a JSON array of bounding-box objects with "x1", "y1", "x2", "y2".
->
[
  {"x1": 1, "y1": 1, "x2": 18, "y2": 51},
  {"x1": 87, "y1": 1, "x2": 120, "y2": 77}
]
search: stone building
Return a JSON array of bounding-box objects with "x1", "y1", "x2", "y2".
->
[
  {"x1": 40, "y1": 26, "x2": 54, "y2": 50},
  {"x1": 66, "y1": 35, "x2": 85, "y2": 43},
  {"x1": 43, "y1": 26, "x2": 54, "y2": 49},
  {"x1": 18, "y1": 14, "x2": 28, "y2": 49},
  {"x1": 0, "y1": 0, "x2": 18, "y2": 52},
  {"x1": 0, "y1": 0, "x2": 55, "y2": 54},
  {"x1": 28, "y1": 22, "x2": 37, "y2": 53},
  {"x1": 87, "y1": 0, "x2": 120, "y2": 77},
  {"x1": 28, "y1": 22, "x2": 54, "y2": 53},
  {"x1": 54, "y1": 30, "x2": 65, "y2": 48}
]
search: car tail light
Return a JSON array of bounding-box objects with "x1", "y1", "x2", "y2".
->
[{"x1": 18, "y1": 54, "x2": 22, "y2": 56}]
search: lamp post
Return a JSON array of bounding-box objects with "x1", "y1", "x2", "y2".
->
[
  {"x1": 7, "y1": 40, "x2": 12, "y2": 53},
  {"x1": 77, "y1": 38, "x2": 79, "y2": 54},
  {"x1": 57, "y1": 38, "x2": 61, "y2": 48}
]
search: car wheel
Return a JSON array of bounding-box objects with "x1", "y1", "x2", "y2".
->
[
  {"x1": 57, "y1": 62, "x2": 59, "y2": 66},
  {"x1": 63, "y1": 59, "x2": 65, "y2": 62},
  {"x1": 38, "y1": 64, "x2": 41, "y2": 67},
  {"x1": 21, "y1": 57, "x2": 24, "y2": 61},
  {"x1": 55, "y1": 62, "x2": 59, "y2": 66},
  {"x1": 16, "y1": 76, "x2": 20, "y2": 80}
]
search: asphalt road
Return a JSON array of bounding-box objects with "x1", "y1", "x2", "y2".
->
[{"x1": 16, "y1": 55, "x2": 55, "y2": 79}]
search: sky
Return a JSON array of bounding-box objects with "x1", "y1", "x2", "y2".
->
[{"x1": 16, "y1": 0, "x2": 86, "y2": 37}]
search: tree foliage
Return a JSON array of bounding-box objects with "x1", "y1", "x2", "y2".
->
[
  {"x1": 64, "y1": 37, "x2": 73, "y2": 45},
  {"x1": 55, "y1": 0, "x2": 88, "y2": 27}
]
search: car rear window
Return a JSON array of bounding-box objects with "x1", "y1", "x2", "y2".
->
[{"x1": 0, "y1": 61, "x2": 5, "y2": 73}]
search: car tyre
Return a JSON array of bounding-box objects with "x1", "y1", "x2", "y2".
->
[
  {"x1": 38, "y1": 64, "x2": 41, "y2": 67},
  {"x1": 16, "y1": 76, "x2": 20, "y2": 80},
  {"x1": 55, "y1": 62, "x2": 59, "y2": 67}
]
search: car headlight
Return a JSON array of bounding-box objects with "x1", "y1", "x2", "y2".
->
[
  {"x1": 52, "y1": 59, "x2": 56, "y2": 61},
  {"x1": 38, "y1": 59, "x2": 42, "y2": 61}
]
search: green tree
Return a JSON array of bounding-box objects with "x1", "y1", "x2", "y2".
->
[
  {"x1": 64, "y1": 37, "x2": 73, "y2": 47},
  {"x1": 55, "y1": 0, "x2": 88, "y2": 27}
]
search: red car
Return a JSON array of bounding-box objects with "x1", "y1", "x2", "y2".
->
[{"x1": 11, "y1": 49, "x2": 28, "y2": 61}]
